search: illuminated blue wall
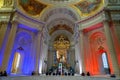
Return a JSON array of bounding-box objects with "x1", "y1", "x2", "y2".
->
[{"x1": 7, "y1": 24, "x2": 36, "y2": 75}]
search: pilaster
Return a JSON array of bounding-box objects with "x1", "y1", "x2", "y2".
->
[
  {"x1": 35, "y1": 31, "x2": 42, "y2": 74},
  {"x1": 103, "y1": 21, "x2": 120, "y2": 77},
  {"x1": 0, "y1": 21, "x2": 18, "y2": 72},
  {"x1": 79, "y1": 30, "x2": 86, "y2": 73},
  {"x1": 0, "y1": 21, "x2": 8, "y2": 49}
]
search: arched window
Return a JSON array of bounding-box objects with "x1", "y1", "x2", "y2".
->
[
  {"x1": 102, "y1": 52, "x2": 109, "y2": 68},
  {"x1": 11, "y1": 52, "x2": 21, "y2": 73}
]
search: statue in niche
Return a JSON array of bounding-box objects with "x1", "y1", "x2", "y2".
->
[{"x1": 54, "y1": 35, "x2": 70, "y2": 63}]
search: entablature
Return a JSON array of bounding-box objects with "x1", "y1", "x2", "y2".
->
[
  {"x1": 14, "y1": 11, "x2": 45, "y2": 31},
  {"x1": 106, "y1": 0, "x2": 120, "y2": 10},
  {"x1": 0, "y1": 8, "x2": 14, "y2": 22},
  {"x1": 76, "y1": 10, "x2": 105, "y2": 30}
]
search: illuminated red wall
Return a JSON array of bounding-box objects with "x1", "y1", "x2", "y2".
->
[{"x1": 83, "y1": 22, "x2": 113, "y2": 75}]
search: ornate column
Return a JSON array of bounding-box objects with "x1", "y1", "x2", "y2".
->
[
  {"x1": 0, "y1": 21, "x2": 8, "y2": 49},
  {"x1": 0, "y1": 21, "x2": 18, "y2": 72},
  {"x1": 79, "y1": 30, "x2": 86, "y2": 73},
  {"x1": 103, "y1": 21, "x2": 120, "y2": 77}
]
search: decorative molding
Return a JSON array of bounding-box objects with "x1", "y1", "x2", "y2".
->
[
  {"x1": 14, "y1": 11, "x2": 45, "y2": 31},
  {"x1": 108, "y1": 0, "x2": 118, "y2": 3},
  {"x1": 2, "y1": 0, "x2": 13, "y2": 7},
  {"x1": 73, "y1": 24, "x2": 79, "y2": 44},
  {"x1": 42, "y1": 8, "x2": 78, "y2": 22},
  {"x1": 0, "y1": 9, "x2": 14, "y2": 22},
  {"x1": 76, "y1": 9, "x2": 104, "y2": 24},
  {"x1": 42, "y1": 26, "x2": 50, "y2": 45},
  {"x1": 113, "y1": 20, "x2": 120, "y2": 25},
  {"x1": 76, "y1": 9, "x2": 105, "y2": 30},
  {"x1": 46, "y1": 18, "x2": 74, "y2": 32}
]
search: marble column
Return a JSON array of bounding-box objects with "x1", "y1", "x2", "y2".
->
[
  {"x1": 0, "y1": 21, "x2": 8, "y2": 49},
  {"x1": 39, "y1": 36, "x2": 44, "y2": 74},
  {"x1": 74, "y1": 43, "x2": 80, "y2": 74},
  {"x1": 41, "y1": 43, "x2": 48, "y2": 74},
  {"x1": 79, "y1": 31, "x2": 86, "y2": 73},
  {"x1": 0, "y1": 21, "x2": 18, "y2": 72},
  {"x1": 103, "y1": 21, "x2": 120, "y2": 77},
  {"x1": 35, "y1": 31, "x2": 41, "y2": 74}
]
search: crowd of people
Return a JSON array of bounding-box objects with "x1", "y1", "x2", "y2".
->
[
  {"x1": 0, "y1": 71, "x2": 7, "y2": 77},
  {"x1": 81, "y1": 72, "x2": 90, "y2": 76}
]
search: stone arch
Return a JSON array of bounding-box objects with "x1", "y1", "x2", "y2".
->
[{"x1": 41, "y1": 7, "x2": 80, "y2": 22}]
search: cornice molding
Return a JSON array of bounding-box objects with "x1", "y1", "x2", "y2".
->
[
  {"x1": 14, "y1": 11, "x2": 46, "y2": 31},
  {"x1": 76, "y1": 9, "x2": 104, "y2": 24},
  {"x1": 76, "y1": 9, "x2": 105, "y2": 30}
]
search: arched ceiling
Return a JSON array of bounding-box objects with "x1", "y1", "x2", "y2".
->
[{"x1": 16, "y1": 0, "x2": 105, "y2": 41}]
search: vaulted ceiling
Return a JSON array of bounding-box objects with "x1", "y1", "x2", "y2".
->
[{"x1": 16, "y1": 0, "x2": 105, "y2": 39}]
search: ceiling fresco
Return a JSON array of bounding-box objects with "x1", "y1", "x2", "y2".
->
[
  {"x1": 74, "y1": 0, "x2": 104, "y2": 16},
  {"x1": 19, "y1": 0, "x2": 47, "y2": 15},
  {"x1": 18, "y1": 0, "x2": 104, "y2": 18}
]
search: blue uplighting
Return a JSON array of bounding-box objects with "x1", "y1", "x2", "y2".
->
[{"x1": 7, "y1": 24, "x2": 36, "y2": 75}]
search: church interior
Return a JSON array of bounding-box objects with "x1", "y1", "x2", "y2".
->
[{"x1": 0, "y1": 0, "x2": 120, "y2": 80}]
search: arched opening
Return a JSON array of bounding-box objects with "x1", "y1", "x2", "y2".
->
[
  {"x1": 11, "y1": 52, "x2": 21, "y2": 73},
  {"x1": 101, "y1": 52, "x2": 110, "y2": 74}
]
